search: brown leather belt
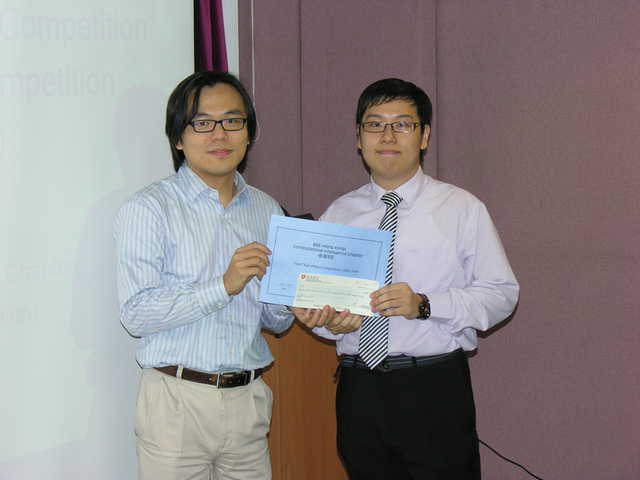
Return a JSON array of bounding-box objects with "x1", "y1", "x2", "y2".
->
[{"x1": 155, "y1": 365, "x2": 263, "y2": 388}]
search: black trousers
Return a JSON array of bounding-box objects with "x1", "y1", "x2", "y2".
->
[{"x1": 336, "y1": 350, "x2": 481, "y2": 480}]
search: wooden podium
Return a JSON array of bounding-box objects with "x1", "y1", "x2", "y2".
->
[{"x1": 262, "y1": 321, "x2": 349, "y2": 479}]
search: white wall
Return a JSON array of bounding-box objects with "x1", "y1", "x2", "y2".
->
[{"x1": 222, "y1": 0, "x2": 239, "y2": 76}]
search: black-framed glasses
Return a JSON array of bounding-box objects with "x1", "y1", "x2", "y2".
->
[
  {"x1": 189, "y1": 118, "x2": 247, "y2": 133},
  {"x1": 360, "y1": 121, "x2": 421, "y2": 134}
]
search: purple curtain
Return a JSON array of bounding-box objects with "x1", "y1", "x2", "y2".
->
[{"x1": 194, "y1": 0, "x2": 228, "y2": 72}]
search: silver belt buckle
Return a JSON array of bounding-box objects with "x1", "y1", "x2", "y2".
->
[{"x1": 218, "y1": 371, "x2": 246, "y2": 388}]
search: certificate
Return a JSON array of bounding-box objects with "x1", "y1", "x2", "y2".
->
[
  {"x1": 259, "y1": 215, "x2": 392, "y2": 312},
  {"x1": 293, "y1": 273, "x2": 379, "y2": 316}
]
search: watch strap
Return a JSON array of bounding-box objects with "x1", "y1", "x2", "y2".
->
[{"x1": 417, "y1": 293, "x2": 431, "y2": 320}]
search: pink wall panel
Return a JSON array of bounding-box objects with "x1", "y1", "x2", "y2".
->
[
  {"x1": 239, "y1": 1, "x2": 304, "y2": 215},
  {"x1": 437, "y1": 1, "x2": 640, "y2": 478}
]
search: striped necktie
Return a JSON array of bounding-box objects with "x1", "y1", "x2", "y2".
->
[{"x1": 358, "y1": 191, "x2": 403, "y2": 369}]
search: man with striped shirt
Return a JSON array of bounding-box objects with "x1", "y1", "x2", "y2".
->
[{"x1": 114, "y1": 71, "x2": 293, "y2": 480}]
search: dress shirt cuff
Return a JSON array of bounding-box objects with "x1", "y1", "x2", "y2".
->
[
  {"x1": 262, "y1": 303, "x2": 295, "y2": 334},
  {"x1": 193, "y1": 276, "x2": 231, "y2": 315},
  {"x1": 312, "y1": 325, "x2": 344, "y2": 341},
  {"x1": 424, "y1": 291, "x2": 452, "y2": 324}
]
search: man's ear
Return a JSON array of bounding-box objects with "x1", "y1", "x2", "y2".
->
[{"x1": 420, "y1": 125, "x2": 431, "y2": 150}]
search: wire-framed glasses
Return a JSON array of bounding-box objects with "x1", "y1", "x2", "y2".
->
[{"x1": 360, "y1": 121, "x2": 421, "y2": 134}]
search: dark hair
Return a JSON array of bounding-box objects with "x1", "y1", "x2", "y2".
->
[
  {"x1": 356, "y1": 78, "x2": 433, "y2": 131},
  {"x1": 165, "y1": 71, "x2": 257, "y2": 172}
]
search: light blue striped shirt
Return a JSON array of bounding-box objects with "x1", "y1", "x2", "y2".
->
[{"x1": 114, "y1": 164, "x2": 293, "y2": 371}]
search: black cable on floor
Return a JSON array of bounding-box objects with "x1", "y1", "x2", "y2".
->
[{"x1": 479, "y1": 439, "x2": 545, "y2": 480}]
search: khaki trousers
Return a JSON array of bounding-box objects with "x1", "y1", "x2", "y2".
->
[{"x1": 135, "y1": 367, "x2": 273, "y2": 480}]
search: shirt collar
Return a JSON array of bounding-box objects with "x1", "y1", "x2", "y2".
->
[
  {"x1": 369, "y1": 168, "x2": 428, "y2": 209},
  {"x1": 177, "y1": 163, "x2": 252, "y2": 205}
]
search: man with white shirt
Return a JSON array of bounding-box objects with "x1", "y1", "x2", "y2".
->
[
  {"x1": 293, "y1": 78, "x2": 519, "y2": 479},
  {"x1": 114, "y1": 71, "x2": 293, "y2": 480}
]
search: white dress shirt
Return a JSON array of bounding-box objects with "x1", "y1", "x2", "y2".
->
[{"x1": 313, "y1": 169, "x2": 519, "y2": 356}]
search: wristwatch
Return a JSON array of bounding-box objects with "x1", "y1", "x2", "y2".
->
[{"x1": 417, "y1": 294, "x2": 431, "y2": 320}]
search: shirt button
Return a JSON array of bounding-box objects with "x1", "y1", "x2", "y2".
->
[
  {"x1": 217, "y1": 302, "x2": 224, "y2": 308},
  {"x1": 228, "y1": 348, "x2": 234, "y2": 354},
  {"x1": 229, "y1": 315, "x2": 234, "y2": 320}
]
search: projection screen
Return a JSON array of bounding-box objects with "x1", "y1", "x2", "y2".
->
[{"x1": 0, "y1": 1, "x2": 239, "y2": 478}]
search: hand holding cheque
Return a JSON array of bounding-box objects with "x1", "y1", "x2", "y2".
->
[
  {"x1": 259, "y1": 215, "x2": 392, "y2": 331},
  {"x1": 290, "y1": 304, "x2": 364, "y2": 334}
]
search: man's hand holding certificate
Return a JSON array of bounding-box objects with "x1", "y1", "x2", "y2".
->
[{"x1": 259, "y1": 215, "x2": 392, "y2": 317}]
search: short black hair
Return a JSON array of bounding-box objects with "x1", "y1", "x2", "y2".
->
[
  {"x1": 165, "y1": 71, "x2": 257, "y2": 172},
  {"x1": 356, "y1": 78, "x2": 433, "y2": 132}
]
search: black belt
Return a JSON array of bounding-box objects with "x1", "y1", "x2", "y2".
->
[
  {"x1": 155, "y1": 365, "x2": 263, "y2": 388},
  {"x1": 340, "y1": 349, "x2": 464, "y2": 372}
]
